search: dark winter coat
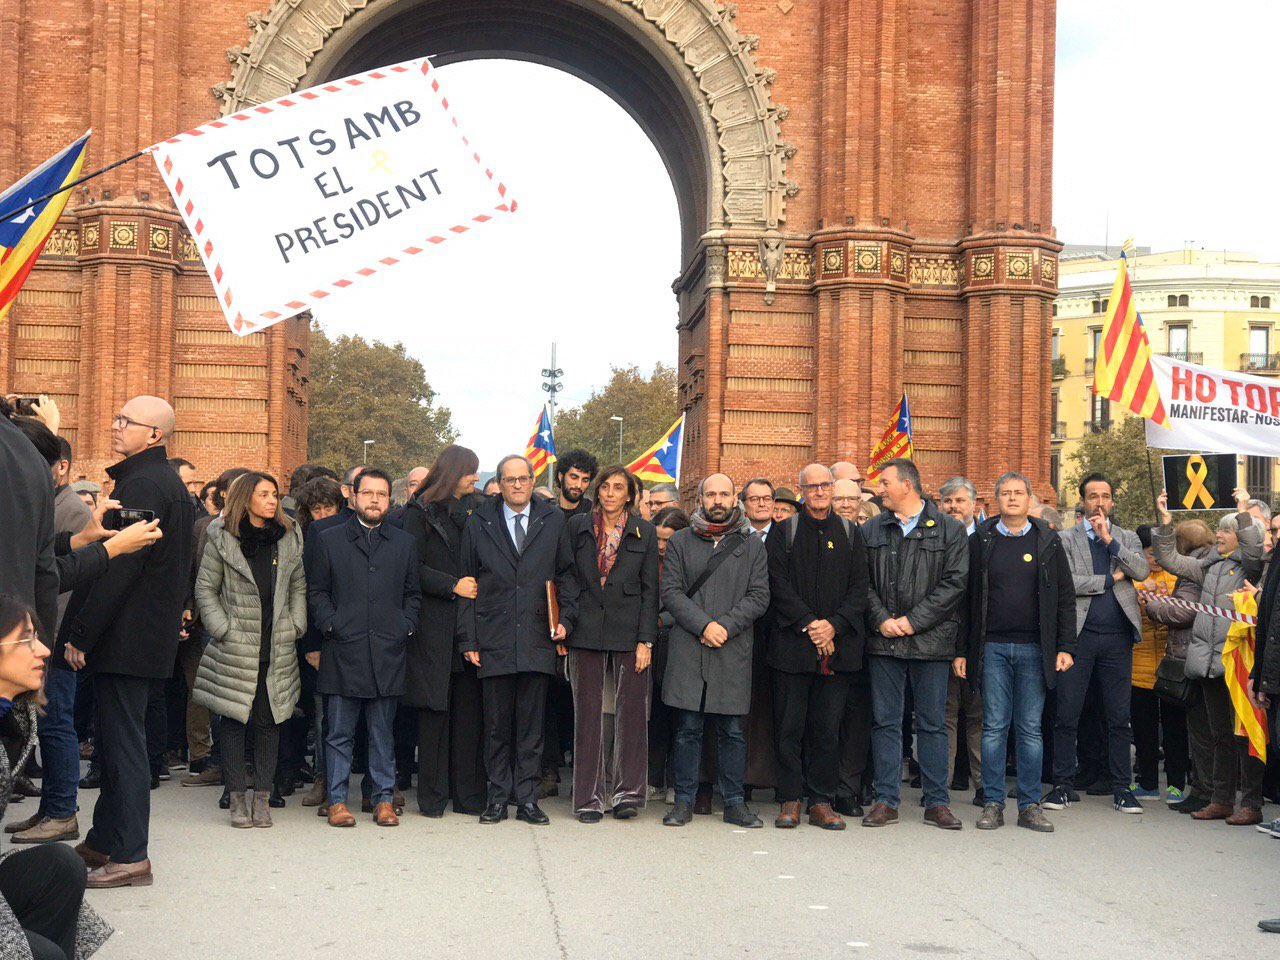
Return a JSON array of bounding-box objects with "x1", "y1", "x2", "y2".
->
[
  {"x1": 964, "y1": 516, "x2": 1077, "y2": 689},
  {"x1": 862, "y1": 499, "x2": 969, "y2": 661},
  {"x1": 765, "y1": 511, "x2": 870, "y2": 674},
  {"x1": 0, "y1": 415, "x2": 58, "y2": 642},
  {"x1": 1251, "y1": 544, "x2": 1280, "y2": 693},
  {"x1": 563, "y1": 512, "x2": 660, "y2": 652},
  {"x1": 401, "y1": 494, "x2": 482, "y2": 710},
  {"x1": 66, "y1": 446, "x2": 195, "y2": 678},
  {"x1": 307, "y1": 514, "x2": 422, "y2": 698},
  {"x1": 456, "y1": 496, "x2": 579, "y2": 679}
]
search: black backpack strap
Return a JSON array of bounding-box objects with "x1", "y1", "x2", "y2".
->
[{"x1": 685, "y1": 530, "x2": 749, "y2": 599}]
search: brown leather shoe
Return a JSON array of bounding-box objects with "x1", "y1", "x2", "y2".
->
[
  {"x1": 924, "y1": 804, "x2": 963, "y2": 830},
  {"x1": 300, "y1": 777, "x2": 326, "y2": 807},
  {"x1": 1227, "y1": 806, "x2": 1263, "y2": 825},
  {"x1": 74, "y1": 841, "x2": 109, "y2": 869},
  {"x1": 327, "y1": 802, "x2": 356, "y2": 827},
  {"x1": 374, "y1": 801, "x2": 400, "y2": 827},
  {"x1": 807, "y1": 802, "x2": 846, "y2": 831},
  {"x1": 1191, "y1": 802, "x2": 1234, "y2": 821},
  {"x1": 774, "y1": 800, "x2": 801, "y2": 828},
  {"x1": 86, "y1": 859, "x2": 153, "y2": 888},
  {"x1": 4, "y1": 811, "x2": 42, "y2": 834},
  {"x1": 861, "y1": 802, "x2": 899, "y2": 827}
]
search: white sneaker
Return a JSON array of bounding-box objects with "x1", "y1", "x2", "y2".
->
[{"x1": 1256, "y1": 817, "x2": 1280, "y2": 837}]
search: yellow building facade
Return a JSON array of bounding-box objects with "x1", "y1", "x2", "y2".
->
[{"x1": 1052, "y1": 249, "x2": 1280, "y2": 504}]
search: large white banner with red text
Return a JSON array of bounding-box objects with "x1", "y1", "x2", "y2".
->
[
  {"x1": 1146, "y1": 353, "x2": 1280, "y2": 456},
  {"x1": 150, "y1": 58, "x2": 515, "y2": 335}
]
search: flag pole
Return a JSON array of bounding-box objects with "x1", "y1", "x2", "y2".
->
[{"x1": 0, "y1": 150, "x2": 147, "y2": 226}]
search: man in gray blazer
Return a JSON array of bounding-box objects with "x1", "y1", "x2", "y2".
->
[{"x1": 1044, "y1": 473, "x2": 1149, "y2": 814}]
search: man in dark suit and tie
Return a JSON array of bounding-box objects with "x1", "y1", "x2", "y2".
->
[{"x1": 457, "y1": 454, "x2": 578, "y2": 824}]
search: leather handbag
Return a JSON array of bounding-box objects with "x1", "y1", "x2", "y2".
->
[{"x1": 1153, "y1": 655, "x2": 1191, "y2": 705}]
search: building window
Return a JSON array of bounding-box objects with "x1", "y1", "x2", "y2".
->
[
  {"x1": 1246, "y1": 456, "x2": 1272, "y2": 497},
  {"x1": 1168, "y1": 294, "x2": 1178, "y2": 308},
  {"x1": 1090, "y1": 394, "x2": 1111, "y2": 431},
  {"x1": 1251, "y1": 326, "x2": 1270, "y2": 356},
  {"x1": 1051, "y1": 389, "x2": 1059, "y2": 424},
  {"x1": 1051, "y1": 331, "x2": 1060, "y2": 359},
  {"x1": 1050, "y1": 452, "x2": 1060, "y2": 493},
  {"x1": 1251, "y1": 296, "x2": 1271, "y2": 309},
  {"x1": 1051, "y1": 303, "x2": 1058, "y2": 317},
  {"x1": 1168, "y1": 325, "x2": 1189, "y2": 357}
]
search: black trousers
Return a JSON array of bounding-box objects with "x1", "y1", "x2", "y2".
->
[
  {"x1": 449, "y1": 665, "x2": 487, "y2": 813},
  {"x1": 145, "y1": 678, "x2": 166, "y2": 775},
  {"x1": 1052, "y1": 629, "x2": 1133, "y2": 792},
  {"x1": 86, "y1": 671, "x2": 152, "y2": 863},
  {"x1": 481, "y1": 672, "x2": 549, "y2": 806},
  {"x1": 1131, "y1": 686, "x2": 1188, "y2": 791},
  {"x1": 0, "y1": 836, "x2": 87, "y2": 960},
  {"x1": 772, "y1": 670, "x2": 850, "y2": 805},
  {"x1": 837, "y1": 673, "x2": 873, "y2": 801},
  {"x1": 417, "y1": 708, "x2": 449, "y2": 814},
  {"x1": 221, "y1": 661, "x2": 281, "y2": 795}
]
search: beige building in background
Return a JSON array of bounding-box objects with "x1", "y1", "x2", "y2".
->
[{"x1": 1052, "y1": 248, "x2": 1280, "y2": 505}]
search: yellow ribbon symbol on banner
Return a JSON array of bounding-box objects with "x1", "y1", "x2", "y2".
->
[
  {"x1": 1182, "y1": 455, "x2": 1214, "y2": 510},
  {"x1": 369, "y1": 150, "x2": 392, "y2": 175}
]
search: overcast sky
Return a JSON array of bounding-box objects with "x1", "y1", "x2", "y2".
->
[{"x1": 306, "y1": 3, "x2": 1279, "y2": 468}]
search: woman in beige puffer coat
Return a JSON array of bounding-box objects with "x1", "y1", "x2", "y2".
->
[{"x1": 194, "y1": 472, "x2": 306, "y2": 828}]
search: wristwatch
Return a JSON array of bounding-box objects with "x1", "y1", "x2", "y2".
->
[{"x1": 642, "y1": 641, "x2": 654, "y2": 648}]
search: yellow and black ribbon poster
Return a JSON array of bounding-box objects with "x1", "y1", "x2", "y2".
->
[{"x1": 1161, "y1": 453, "x2": 1237, "y2": 511}]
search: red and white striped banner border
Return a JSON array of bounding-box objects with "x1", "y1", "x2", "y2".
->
[
  {"x1": 1136, "y1": 589, "x2": 1256, "y2": 626},
  {"x1": 150, "y1": 59, "x2": 514, "y2": 334}
]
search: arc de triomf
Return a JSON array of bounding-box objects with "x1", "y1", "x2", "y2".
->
[{"x1": 1, "y1": 0, "x2": 1058, "y2": 494}]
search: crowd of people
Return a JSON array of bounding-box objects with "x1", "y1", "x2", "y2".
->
[{"x1": 2, "y1": 391, "x2": 1280, "y2": 957}]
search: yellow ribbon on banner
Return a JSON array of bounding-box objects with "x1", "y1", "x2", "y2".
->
[
  {"x1": 1182, "y1": 455, "x2": 1214, "y2": 509},
  {"x1": 369, "y1": 150, "x2": 392, "y2": 174}
]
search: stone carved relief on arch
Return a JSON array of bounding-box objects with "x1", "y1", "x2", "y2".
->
[{"x1": 215, "y1": 0, "x2": 792, "y2": 230}]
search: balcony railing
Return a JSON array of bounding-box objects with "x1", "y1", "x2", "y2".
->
[
  {"x1": 1241, "y1": 353, "x2": 1280, "y2": 373},
  {"x1": 1086, "y1": 419, "x2": 1113, "y2": 434},
  {"x1": 1052, "y1": 421, "x2": 1067, "y2": 440},
  {"x1": 1084, "y1": 357, "x2": 1096, "y2": 375},
  {"x1": 1161, "y1": 351, "x2": 1203, "y2": 364},
  {"x1": 1051, "y1": 357, "x2": 1068, "y2": 379}
]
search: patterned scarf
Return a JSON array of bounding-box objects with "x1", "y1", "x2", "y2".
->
[
  {"x1": 594, "y1": 507, "x2": 627, "y2": 585},
  {"x1": 690, "y1": 505, "x2": 746, "y2": 540}
]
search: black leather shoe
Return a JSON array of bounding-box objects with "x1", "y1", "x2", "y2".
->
[
  {"x1": 516, "y1": 802, "x2": 550, "y2": 825},
  {"x1": 663, "y1": 800, "x2": 693, "y2": 826},
  {"x1": 218, "y1": 788, "x2": 231, "y2": 810},
  {"x1": 832, "y1": 797, "x2": 864, "y2": 818},
  {"x1": 612, "y1": 802, "x2": 638, "y2": 820},
  {"x1": 1259, "y1": 918, "x2": 1280, "y2": 934},
  {"x1": 78, "y1": 765, "x2": 102, "y2": 790},
  {"x1": 723, "y1": 803, "x2": 763, "y2": 828},
  {"x1": 578, "y1": 811, "x2": 603, "y2": 823},
  {"x1": 479, "y1": 803, "x2": 508, "y2": 824},
  {"x1": 269, "y1": 789, "x2": 286, "y2": 809}
]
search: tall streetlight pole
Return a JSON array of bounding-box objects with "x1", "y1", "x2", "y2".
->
[
  {"x1": 362, "y1": 439, "x2": 375, "y2": 464},
  {"x1": 610, "y1": 415, "x2": 623, "y2": 462},
  {"x1": 541, "y1": 342, "x2": 564, "y2": 424}
]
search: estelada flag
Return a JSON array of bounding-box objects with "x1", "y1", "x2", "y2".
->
[
  {"x1": 524, "y1": 405, "x2": 557, "y2": 477},
  {"x1": 626, "y1": 415, "x2": 684, "y2": 485},
  {"x1": 1093, "y1": 257, "x2": 1169, "y2": 427},
  {"x1": 1224, "y1": 589, "x2": 1267, "y2": 762},
  {"x1": 866, "y1": 393, "x2": 913, "y2": 482},
  {"x1": 0, "y1": 131, "x2": 91, "y2": 322}
]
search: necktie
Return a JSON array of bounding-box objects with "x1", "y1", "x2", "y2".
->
[{"x1": 514, "y1": 513, "x2": 526, "y2": 553}]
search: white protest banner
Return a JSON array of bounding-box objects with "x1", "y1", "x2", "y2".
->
[
  {"x1": 150, "y1": 59, "x2": 515, "y2": 334},
  {"x1": 1146, "y1": 353, "x2": 1280, "y2": 456}
]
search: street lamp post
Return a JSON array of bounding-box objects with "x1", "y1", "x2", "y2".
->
[
  {"x1": 363, "y1": 439, "x2": 375, "y2": 464},
  {"x1": 610, "y1": 415, "x2": 623, "y2": 462}
]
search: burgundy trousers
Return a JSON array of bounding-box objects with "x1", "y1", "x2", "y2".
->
[{"x1": 568, "y1": 648, "x2": 651, "y2": 814}]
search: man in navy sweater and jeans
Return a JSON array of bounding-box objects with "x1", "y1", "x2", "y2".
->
[{"x1": 1045, "y1": 473, "x2": 1149, "y2": 814}]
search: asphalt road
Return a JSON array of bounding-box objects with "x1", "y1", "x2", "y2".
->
[{"x1": 50, "y1": 775, "x2": 1276, "y2": 960}]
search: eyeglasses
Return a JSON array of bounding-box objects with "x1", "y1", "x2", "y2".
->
[
  {"x1": 501, "y1": 476, "x2": 534, "y2": 486},
  {"x1": 0, "y1": 631, "x2": 40, "y2": 650},
  {"x1": 743, "y1": 495, "x2": 774, "y2": 505},
  {"x1": 358, "y1": 491, "x2": 390, "y2": 501},
  {"x1": 799, "y1": 481, "x2": 834, "y2": 493},
  {"x1": 112, "y1": 413, "x2": 159, "y2": 431},
  {"x1": 833, "y1": 496, "x2": 859, "y2": 504}
]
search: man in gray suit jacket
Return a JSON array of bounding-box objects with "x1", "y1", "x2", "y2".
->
[{"x1": 1044, "y1": 473, "x2": 1149, "y2": 814}]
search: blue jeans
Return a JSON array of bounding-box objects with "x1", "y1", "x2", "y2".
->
[
  {"x1": 37, "y1": 667, "x2": 80, "y2": 819},
  {"x1": 869, "y1": 656, "x2": 950, "y2": 809},
  {"x1": 671, "y1": 709, "x2": 746, "y2": 807},
  {"x1": 325, "y1": 695, "x2": 397, "y2": 806},
  {"x1": 980, "y1": 643, "x2": 1047, "y2": 810}
]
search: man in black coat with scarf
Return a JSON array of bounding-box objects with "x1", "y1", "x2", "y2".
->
[
  {"x1": 766, "y1": 464, "x2": 869, "y2": 831},
  {"x1": 63, "y1": 396, "x2": 194, "y2": 888},
  {"x1": 457, "y1": 454, "x2": 578, "y2": 825}
]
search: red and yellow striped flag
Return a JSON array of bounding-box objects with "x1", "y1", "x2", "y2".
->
[
  {"x1": 1092, "y1": 258, "x2": 1169, "y2": 427},
  {"x1": 1224, "y1": 590, "x2": 1267, "y2": 762}
]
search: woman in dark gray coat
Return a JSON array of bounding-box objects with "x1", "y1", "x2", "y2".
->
[
  {"x1": 563, "y1": 466, "x2": 659, "y2": 822},
  {"x1": 400, "y1": 445, "x2": 485, "y2": 816},
  {"x1": 194, "y1": 472, "x2": 306, "y2": 829}
]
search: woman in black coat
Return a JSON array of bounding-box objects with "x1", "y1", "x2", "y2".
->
[
  {"x1": 562, "y1": 466, "x2": 660, "y2": 822},
  {"x1": 400, "y1": 445, "x2": 486, "y2": 817}
]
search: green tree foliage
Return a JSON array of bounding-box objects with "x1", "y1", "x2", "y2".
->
[
  {"x1": 307, "y1": 323, "x2": 456, "y2": 478},
  {"x1": 553, "y1": 364, "x2": 679, "y2": 470},
  {"x1": 1064, "y1": 415, "x2": 1164, "y2": 529}
]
